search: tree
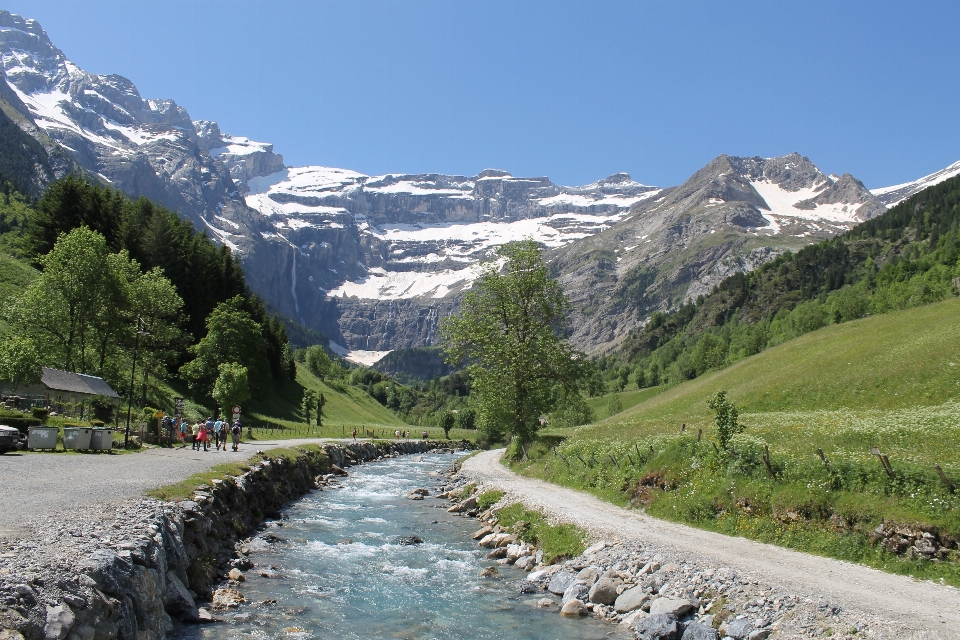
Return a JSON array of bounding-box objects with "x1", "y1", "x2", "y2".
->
[
  {"x1": 439, "y1": 411, "x2": 455, "y2": 439},
  {"x1": 635, "y1": 367, "x2": 646, "y2": 389},
  {"x1": 211, "y1": 363, "x2": 250, "y2": 419},
  {"x1": 606, "y1": 394, "x2": 623, "y2": 418},
  {"x1": 179, "y1": 296, "x2": 270, "y2": 395},
  {"x1": 708, "y1": 390, "x2": 742, "y2": 450},
  {"x1": 455, "y1": 407, "x2": 476, "y2": 431},
  {"x1": 440, "y1": 240, "x2": 587, "y2": 447},
  {"x1": 0, "y1": 335, "x2": 41, "y2": 392},
  {"x1": 317, "y1": 392, "x2": 325, "y2": 427},
  {"x1": 302, "y1": 389, "x2": 317, "y2": 427},
  {"x1": 304, "y1": 345, "x2": 332, "y2": 380},
  {"x1": 11, "y1": 227, "x2": 123, "y2": 373}
]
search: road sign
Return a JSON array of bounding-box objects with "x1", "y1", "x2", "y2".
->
[{"x1": 232, "y1": 405, "x2": 241, "y2": 415}]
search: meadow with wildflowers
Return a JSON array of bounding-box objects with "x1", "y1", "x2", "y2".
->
[{"x1": 512, "y1": 297, "x2": 960, "y2": 584}]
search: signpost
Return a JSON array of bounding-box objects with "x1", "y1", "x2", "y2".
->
[{"x1": 233, "y1": 405, "x2": 249, "y2": 438}]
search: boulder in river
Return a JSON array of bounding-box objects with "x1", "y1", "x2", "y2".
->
[
  {"x1": 588, "y1": 577, "x2": 620, "y2": 605},
  {"x1": 547, "y1": 570, "x2": 575, "y2": 595},
  {"x1": 479, "y1": 566, "x2": 500, "y2": 578},
  {"x1": 560, "y1": 599, "x2": 586, "y2": 617},
  {"x1": 635, "y1": 613, "x2": 679, "y2": 640},
  {"x1": 397, "y1": 535, "x2": 424, "y2": 545}
]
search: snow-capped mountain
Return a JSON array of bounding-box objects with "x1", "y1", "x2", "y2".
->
[
  {"x1": 871, "y1": 160, "x2": 960, "y2": 208},
  {"x1": 0, "y1": 10, "x2": 940, "y2": 361}
]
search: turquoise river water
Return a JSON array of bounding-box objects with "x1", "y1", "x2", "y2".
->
[{"x1": 175, "y1": 451, "x2": 630, "y2": 640}]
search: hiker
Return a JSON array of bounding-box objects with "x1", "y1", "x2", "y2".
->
[
  {"x1": 231, "y1": 420, "x2": 242, "y2": 451},
  {"x1": 190, "y1": 421, "x2": 200, "y2": 450},
  {"x1": 352, "y1": 428, "x2": 357, "y2": 440},
  {"x1": 395, "y1": 429, "x2": 400, "y2": 440},
  {"x1": 213, "y1": 418, "x2": 225, "y2": 450},
  {"x1": 422, "y1": 430, "x2": 428, "y2": 440},
  {"x1": 178, "y1": 419, "x2": 188, "y2": 447},
  {"x1": 196, "y1": 420, "x2": 209, "y2": 451}
]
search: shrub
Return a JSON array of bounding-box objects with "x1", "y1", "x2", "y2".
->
[
  {"x1": 477, "y1": 489, "x2": 504, "y2": 511},
  {"x1": 31, "y1": 407, "x2": 49, "y2": 421}
]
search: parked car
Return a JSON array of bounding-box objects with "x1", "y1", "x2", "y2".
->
[{"x1": 0, "y1": 425, "x2": 25, "y2": 454}]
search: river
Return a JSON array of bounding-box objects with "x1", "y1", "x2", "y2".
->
[{"x1": 175, "y1": 451, "x2": 629, "y2": 639}]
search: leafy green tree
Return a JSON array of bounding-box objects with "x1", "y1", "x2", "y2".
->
[
  {"x1": 179, "y1": 296, "x2": 270, "y2": 395},
  {"x1": 304, "y1": 345, "x2": 332, "y2": 380},
  {"x1": 301, "y1": 389, "x2": 317, "y2": 427},
  {"x1": 551, "y1": 389, "x2": 593, "y2": 428},
  {"x1": 708, "y1": 390, "x2": 742, "y2": 450},
  {"x1": 455, "y1": 407, "x2": 476, "y2": 431},
  {"x1": 606, "y1": 394, "x2": 623, "y2": 418},
  {"x1": 440, "y1": 411, "x2": 455, "y2": 439},
  {"x1": 441, "y1": 240, "x2": 587, "y2": 447},
  {"x1": 616, "y1": 367, "x2": 629, "y2": 392},
  {"x1": 11, "y1": 227, "x2": 121, "y2": 373},
  {"x1": 634, "y1": 367, "x2": 646, "y2": 389},
  {"x1": 211, "y1": 363, "x2": 251, "y2": 419},
  {"x1": 0, "y1": 335, "x2": 41, "y2": 392}
]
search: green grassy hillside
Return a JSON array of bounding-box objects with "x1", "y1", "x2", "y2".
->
[
  {"x1": 0, "y1": 251, "x2": 36, "y2": 333},
  {"x1": 519, "y1": 297, "x2": 960, "y2": 584}
]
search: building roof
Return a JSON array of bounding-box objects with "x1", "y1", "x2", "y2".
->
[{"x1": 40, "y1": 367, "x2": 121, "y2": 399}]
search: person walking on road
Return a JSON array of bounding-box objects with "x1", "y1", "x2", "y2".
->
[
  {"x1": 213, "y1": 418, "x2": 224, "y2": 451},
  {"x1": 231, "y1": 420, "x2": 242, "y2": 452},
  {"x1": 190, "y1": 421, "x2": 199, "y2": 450},
  {"x1": 196, "y1": 420, "x2": 209, "y2": 452}
]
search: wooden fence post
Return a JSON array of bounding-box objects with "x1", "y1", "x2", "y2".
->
[
  {"x1": 935, "y1": 464, "x2": 955, "y2": 493},
  {"x1": 870, "y1": 447, "x2": 894, "y2": 478},
  {"x1": 762, "y1": 444, "x2": 775, "y2": 479},
  {"x1": 816, "y1": 448, "x2": 830, "y2": 472}
]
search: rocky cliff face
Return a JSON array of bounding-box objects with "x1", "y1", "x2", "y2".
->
[{"x1": 550, "y1": 153, "x2": 888, "y2": 351}]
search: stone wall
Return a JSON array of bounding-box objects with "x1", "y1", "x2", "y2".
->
[{"x1": 0, "y1": 441, "x2": 444, "y2": 640}]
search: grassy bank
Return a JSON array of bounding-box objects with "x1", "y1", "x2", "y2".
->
[
  {"x1": 146, "y1": 444, "x2": 326, "y2": 501},
  {"x1": 514, "y1": 298, "x2": 960, "y2": 584}
]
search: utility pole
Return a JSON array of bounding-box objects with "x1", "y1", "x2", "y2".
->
[{"x1": 124, "y1": 317, "x2": 149, "y2": 449}]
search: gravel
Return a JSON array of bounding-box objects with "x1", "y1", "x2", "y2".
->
[
  {"x1": 461, "y1": 449, "x2": 960, "y2": 639},
  {"x1": 0, "y1": 438, "x2": 334, "y2": 539}
]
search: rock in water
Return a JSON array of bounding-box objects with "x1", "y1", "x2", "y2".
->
[
  {"x1": 560, "y1": 599, "x2": 586, "y2": 617},
  {"x1": 479, "y1": 566, "x2": 500, "y2": 578},
  {"x1": 547, "y1": 570, "x2": 575, "y2": 595},
  {"x1": 397, "y1": 536, "x2": 424, "y2": 545},
  {"x1": 635, "y1": 613, "x2": 679, "y2": 640},
  {"x1": 588, "y1": 577, "x2": 620, "y2": 605},
  {"x1": 211, "y1": 588, "x2": 245, "y2": 610},
  {"x1": 228, "y1": 568, "x2": 245, "y2": 582}
]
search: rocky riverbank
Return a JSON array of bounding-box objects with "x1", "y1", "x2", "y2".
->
[
  {"x1": 450, "y1": 460, "x2": 908, "y2": 640},
  {"x1": 0, "y1": 440, "x2": 446, "y2": 640}
]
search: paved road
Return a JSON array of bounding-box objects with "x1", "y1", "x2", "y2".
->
[
  {"x1": 463, "y1": 449, "x2": 960, "y2": 640},
  {"x1": 0, "y1": 438, "x2": 336, "y2": 539}
]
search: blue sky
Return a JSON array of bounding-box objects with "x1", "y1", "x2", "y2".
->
[{"x1": 5, "y1": 0, "x2": 960, "y2": 188}]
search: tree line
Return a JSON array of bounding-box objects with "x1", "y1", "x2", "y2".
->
[{"x1": 0, "y1": 175, "x2": 295, "y2": 417}]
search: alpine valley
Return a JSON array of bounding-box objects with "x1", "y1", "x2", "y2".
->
[{"x1": 1, "y1": 11, "x2": 958, "y2": 365}]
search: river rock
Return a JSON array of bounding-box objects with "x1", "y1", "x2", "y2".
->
[
  {"x1": 486, "y1": 547, "x2": 507, "y2": 559},
  {"x1": 547, "y1": 570, "x2": 575, "y2": 595},
  {"x1": 561, "y1": 580, "x2": 590, "y2": 605},
  {"x1": 515, "y1": 555, "x2": 536, "y2": 570},
  {"x1": 681, "y1": 622, "x2": 719, "y2": 640},
  {"x1": 560, "y1": 599, "x2": 586, "y2": 617},
  {"x1": 614, "y1": 585, "x2": 649, "y2": 613},
  {"x1": 472, "y1": 526, "x2": 493, "y2": 540},
  {"x1": 211, "y1": 588, "x2": 245, "y2": 609},
  {"x1": 635, "y1": 613, "x2": 679, "y2": 640},
  {"x1": 397, "y1": 536, "x2": 424, "y2": 545},
  {"x1": 725, "y1": 618, "x2": 753, "y2": 639},
  {"x1": 479, "y1": 567, "x2": 500, "y2": 578},
  {"x1": 537, "y1": 597, "x2": 557, "y2": 608},
  {"x1": 228, "y1": 568, "x2": 245, "y2": 582},
  {"x1": 576, "y1": 566, "x2": 601, "y2": 584},
  {"x1": 164, "y1": 571, "x2": 199, "y2": 620},
  {"x1": 582, "y1": 541, "x2": 607, "y2": 555},
  {"x1": 588, "y1": 577, "x2": 620, "y2": 605},
  {"x1": 527, "y1": 569, "x2": 549, "y2": 582},
  {"x1": 649, "y1": 597, "x2": 694, "y2": 617},
  {"x1": 748, "y1": 630, "x2": 771, "y2": 640}
]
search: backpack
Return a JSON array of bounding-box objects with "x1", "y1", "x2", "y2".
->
[{"x1": 231, "y1": 423, "x2": 241, "y2": 435}]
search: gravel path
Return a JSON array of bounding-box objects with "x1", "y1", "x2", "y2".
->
[
  {"x1": 462, "y1": 449, "x2": 960, "y2": 639},
  {"x1": 0, "y1": 438, "x2": 339, "y2": 539}
]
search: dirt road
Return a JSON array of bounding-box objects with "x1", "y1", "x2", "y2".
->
[
  {"x1": 462, "y1": 449, "x2": 960, "y2": 639},
  {"x1": 0, "y1": 437, "x2": 336, "y2": 539}
]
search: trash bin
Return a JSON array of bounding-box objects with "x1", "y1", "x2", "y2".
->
[
  {"x1": 89, "y1": 428, "x2": 115, "y2": 451},
  {"x1": 63, "y1": 427, "x2": 92, "y2": 450},
  {"x1": 27, "y1": 426, "x2": 59, "y2": 450}
]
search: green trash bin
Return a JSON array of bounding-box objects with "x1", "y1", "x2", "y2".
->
[
  {"x1": 90, "y1": 428, "x2": 115, "y2": 451},
  {"x1": 27, "y1": 426, "x2": 59, "y2": 450},
  {"x1": 63, "y1": 427, "x2": 92, "y2": 450}
]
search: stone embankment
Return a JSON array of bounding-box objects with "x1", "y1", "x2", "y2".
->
[
  {"x1": 0, "y1": 440, "x2": 443, "y2": 640},
  {"x1": 446, "y1": 463, "x2": 901, "y2": 640}
]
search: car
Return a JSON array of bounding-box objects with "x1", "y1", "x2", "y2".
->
[{"x1": 0, "y1": 425, "x2": 25, "y2": 454}]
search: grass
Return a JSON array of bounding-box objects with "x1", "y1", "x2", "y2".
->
[
  {"x1": 494, "y1": 502, "x2": 586, "y2": 564},
  {"x1": 511, "y1": 297, "x2": 960, "y2": 584},
  {"x1": 586, "y1": 386, "x2": 662, "y2": 419},
  {"x1": 476, "y1": 489, "x2": 504, "y2": 511},
  {"x1": 146, "y1": 444, "x2": 325, "y2": 501}
]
